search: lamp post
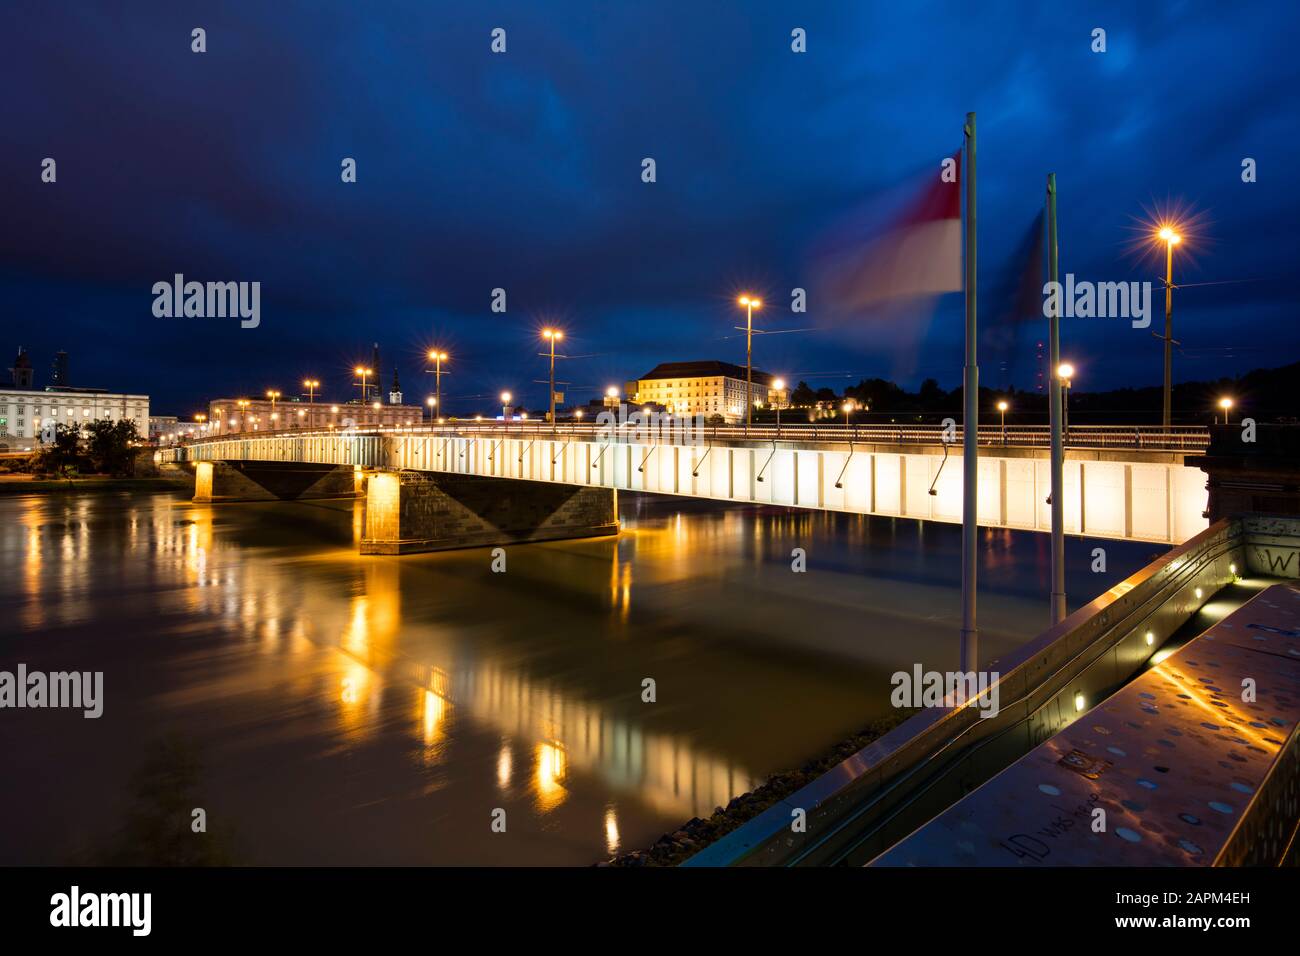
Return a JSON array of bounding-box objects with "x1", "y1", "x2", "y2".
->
[
  {"x1": 303, "y1": 379, "x2": 319, "y2": 427},
  {"x1": 737, "y1": 295, "x2": 762, "y2": 430},
  {"x1": 354, "y1": 367, "x2": 371, "y2": 405},
  {"x1": 542, "y1": 329, "x2": 563, "y2": 432},
  {"x1": 426, "y1": 396, "x2": 436, "y2": 423},
  {"x1": 237, "y1": 399, "x2": 250, "y2": 433},
  {"x1": 426, "y1": 351, "x2": 448, "y2": 423},
  {"x1": 842, "y1": 398, "x2": 855, "y2": 430},
  {"x1": 772, "y1": 377, "x2": 785, "y2": 436},
  {"x1": 501, "y1": 391, "x2": 512, "y2": 428},
  {"x1": 1218, "y1": 396, "x2": 1234, "y2": 425},
  {"x1": 1057, "y1": 363, "x2": 1074, "y2": 440},
  {"x1": 1158, "y1": 226, "x2": 1181, "y2": 429},
  {"x1": 997, "y1": 400, "x2": 1008, "y2": 443}
]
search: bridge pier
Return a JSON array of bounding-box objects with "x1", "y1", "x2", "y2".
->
[
  {"x1": 193, "y1": 460, "x2": 361, "y2": 503},
  {"x1": 359, "y1": 470, "x2": 619, "y2": 554}
]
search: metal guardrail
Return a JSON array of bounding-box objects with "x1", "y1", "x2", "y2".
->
[
  {"x1": 682, "y1": 515, "x2": 1250, "y2": 867},
  {"x1": 167, "y1": 421, "x2": 1210, "y2": 452}
]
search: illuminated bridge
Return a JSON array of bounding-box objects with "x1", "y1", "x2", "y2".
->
[{"x1": 158, "y1": 421, "x2": 1211, "y2": 551}]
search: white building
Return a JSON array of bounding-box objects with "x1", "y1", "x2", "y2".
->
[
  {"x1": 631, "y1": 360, "x2": 786, "y2": 423},
  {"x1": 0, "y1": 388, "x2": 151, "y2": 451}
]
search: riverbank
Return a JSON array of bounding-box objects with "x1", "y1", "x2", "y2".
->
[
  {"x1": 603, "y1": 709, "x2": 915, "y2": 867},
  {"x1": 0, "y1": 475, "x2": 190, "y2": 496}
]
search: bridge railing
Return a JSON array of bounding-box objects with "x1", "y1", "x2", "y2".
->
[{"x1": 170, "y1": 421, "x2": 1210, "y2": 451}]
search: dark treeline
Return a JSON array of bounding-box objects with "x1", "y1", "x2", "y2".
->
[{"x1": 776, "y1": 361, "x2": 1298, "y2": 426}]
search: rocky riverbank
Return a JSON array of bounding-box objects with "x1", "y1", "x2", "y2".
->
[{"x1": 603, "y1": 710, "x2": 915, "y2": 866}]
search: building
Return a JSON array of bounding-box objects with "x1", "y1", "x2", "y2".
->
[
  {"x1": 149, "y1": 416, "x2": 181, "y2": 442},
  {"x1": 205, "y1": 395, "x2": 427, "y2": 434},
  {"x1": 0, "y1": 347, "x2": 150, "y2": 452},
  {"x1": 629, "y1": 360, "x2": 787, "y2": 422}
]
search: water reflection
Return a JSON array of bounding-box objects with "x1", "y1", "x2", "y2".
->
[{"x1": 1, "y1": 490, "x2": 1155, "y2": 865}]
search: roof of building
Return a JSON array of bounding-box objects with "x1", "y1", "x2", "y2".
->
[{"x1": 637, "y1": 360, "x2": 774, "y2": 386}]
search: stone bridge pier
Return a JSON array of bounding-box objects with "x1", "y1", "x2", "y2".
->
[
  {"x1": 359, "y1": 470, "x2": 619, "y2": 554},
  {"x1": 193, "y1": 460, "x2": 362, "y2": 503}
]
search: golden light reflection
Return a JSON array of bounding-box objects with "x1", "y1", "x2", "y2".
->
[
  {"x1": 421, "y1": 688, "x2": 448, "y2": 749},
  {"x1": 497, "y1": 744, "x2": 513, "y2": 790},
  {"x1": 604, "y1": 807, "x2": 621, "y2": 856},
  {"x1": 533, "y1": 741, "x2": 569, "y2": 812}
]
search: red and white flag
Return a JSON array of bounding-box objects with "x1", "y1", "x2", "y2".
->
[{"x1": 812, "y1": 151, "x2": 962, "y2": 310}]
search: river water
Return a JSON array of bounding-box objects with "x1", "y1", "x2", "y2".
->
[{"x1": 0, "y1": 490, "x2": 1158, "y2": 865}]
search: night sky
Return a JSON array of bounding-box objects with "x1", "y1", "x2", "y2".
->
[{"x1": 4, "y1": 1, "x2": 1298, "y2": 417}]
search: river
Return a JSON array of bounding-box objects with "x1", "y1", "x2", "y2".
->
[{"x1": 0, "y1": 489, "x2": 1158, "y2": 865}]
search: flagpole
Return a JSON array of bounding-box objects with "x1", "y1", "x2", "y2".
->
[
  {"x1": 960, "y1": 112, "x2": 978, "y2": 672},
  {"x1": 1047, "y1": 173, "x2": 1066, "y2": 623}
]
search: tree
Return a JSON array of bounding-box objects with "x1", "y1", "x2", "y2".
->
[
  {"x1": 83, "y1": 418, "x2": 141, "y2": 476},
  {"x1": 814, "y1": 387, "x2": 839, "y2": 404},
  {"x1": 790, "y1": 381, "x2": 817, "y2": 407},
  {"x1": 35, "y1": 422, "x2": 82, "y2": 477}
]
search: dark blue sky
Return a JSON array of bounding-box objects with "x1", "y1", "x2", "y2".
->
[{"x1": 4, "y1": 1, "x2": 1298, "y2": 416}]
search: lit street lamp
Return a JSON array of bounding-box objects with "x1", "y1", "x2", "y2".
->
[
  {"x1": 354, "y1": 367, "x2": 372, "y2": 405},
  {"x1": 842, "y1": 398, "x2": 855, "y2": 429},
  {"x1": 772, "y1": 377, "x2": 786, "y2": 435},
  {"x1": 501, "y1": 391, "x2": 512, "y2": 425},
  {"x1": 737, "y1": 295, "x2": 762, "y2": 429},
  {"x1": 1218, "y1": 396, "x2": 1234, "y2": 425},
  {"x1": 237, "y1": 398, "x2": 250, "y2": 433},
  {"x1": 303, "y1": 378, "x2": 319, "y2": 427},
  {"x1": 542, "y1": 329, "x2": 564, "y2": 432},
  {"x1": 1057, "y1": 363, "x2": 1074, "y2": 438},
  {"x1": 426, "y1": 396, "x2": 436, "y2": 422},
  {"x1": 997, "y1": 399, "x2": 1009, "y2": 442},
  {"x1": 426, "y1": 351, "x2": 448, "y2": 422},
  {"x1": 1157, "y1": 225, "x2": 1182, "y2": 429}
]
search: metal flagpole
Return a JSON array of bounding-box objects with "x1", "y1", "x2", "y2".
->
[
  {"x1": 960, "y1": 112, "x2": 979, "y2": 672},
  {"x1": 1047, "y1": 173, "x2": 1066, "y2": 623}
]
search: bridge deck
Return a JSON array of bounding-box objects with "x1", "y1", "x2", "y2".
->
[
  {"x1": 159, "y1": 424, "x2": 1211, "y2": 544},
  {"x1": 870, "y1": 581, "x2": 1300, "y2": 866}
]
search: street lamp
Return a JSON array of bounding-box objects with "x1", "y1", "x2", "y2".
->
[
  {"x1": 1057, "y1": 363, "x2": 1074, "y2": 438},
  {"x1": 772, "y1": 377, "x2": 786, "y2": 435},
  {"x1": 1157, "y1": 225, "x2": 1182, "y2": 429},
  {"x1": 426, "y1": 396, "x2": 436, "y2": 422},
  {"x1": 996, "y1": 399, "x2": 1009, "y2": 442},
  {"x1": 1218, "y1": 396, "x2": 1234, "y2": 425},
  {"x1": 303, "y1": 378, "x2": 319, "y2": 427},
  {"x1": 501, "y1": 391, "x2": 512, "y2": 425},
  {"x1": 542, "y1": 329, "x2": 564, "y2": 431},
  {"x1": 237, "y1": 399, "x2": 250, "y2": 433},
  {"x1": 737, "y1": 295, "x2": 762, "y2": 429},
  {"x1": 842, "y1": 398, "x2": 855, "y2": 428},
  {"x1": 354, "y1": 367, "x2": 371, "y2": 405},
  {"x1": 426, "y1": 351, "x2": 448, "y2": 422}
]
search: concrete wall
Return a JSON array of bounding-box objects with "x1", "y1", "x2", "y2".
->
[
  {"x1": 193, "y1": 460, "x2": 358, "y2": 502},
  {"x1": 360, "y1": 470, "x2": 618, "y2": 554}
]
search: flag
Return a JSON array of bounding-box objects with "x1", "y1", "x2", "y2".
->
[
  {"x1": 812, "y1": 151, "x2": 963, "y2": 311},
  {"x1": 983, "y1": 210, "x2": 1045, "y2": 388}
]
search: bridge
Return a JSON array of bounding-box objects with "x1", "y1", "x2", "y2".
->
[{"x1": 157, "y1": 420, "x2": 1211, "y2": 552}]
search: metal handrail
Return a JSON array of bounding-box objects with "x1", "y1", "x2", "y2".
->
[{"x1": 169, "y1": 420, "x2": 1210, "y2": 454}]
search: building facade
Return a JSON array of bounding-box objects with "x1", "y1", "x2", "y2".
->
[
  {"x1": 630, "y1": 360, "x2": 787, "y2": 422},
  {"x1": 205, "y1": 396, "x2": 428, "y2": 435},
  {"x1": 0, "y1": 387, "x2": 151, "y2": 451},
  {"x1": 149, "y1": 416, "x2": 181, "y2": 442}
]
